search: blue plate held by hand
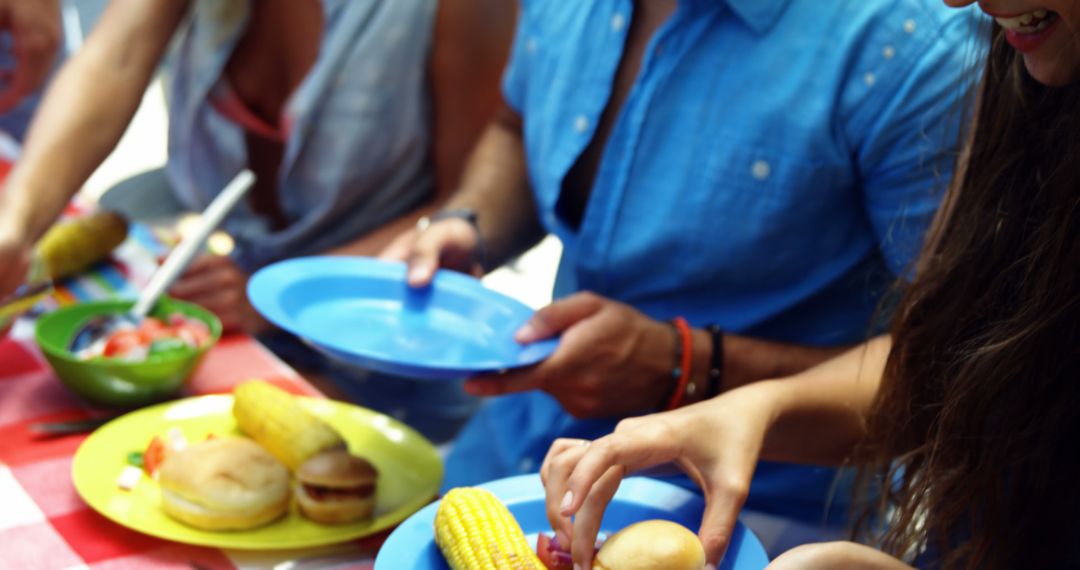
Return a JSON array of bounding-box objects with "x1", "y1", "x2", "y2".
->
[
  {"x1": 375, "y1": 474, "x2": 770, "y2": 570},
  {"x1": 248, "y1": 257, "x2": 558, "y2": 380}
]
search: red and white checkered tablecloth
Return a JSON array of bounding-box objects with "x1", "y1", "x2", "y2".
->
[{"x1": 0, "y1": 215, "x2": 385, "y2": 569}]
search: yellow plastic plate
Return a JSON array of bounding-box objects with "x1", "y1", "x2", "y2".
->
[{"x1": 72, "y1": 394, "x2": 443, "y2": 550}]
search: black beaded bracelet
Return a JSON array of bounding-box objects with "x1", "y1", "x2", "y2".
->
[{"x1": 706, "y1": 324, "x2": 724, "y2": 397}]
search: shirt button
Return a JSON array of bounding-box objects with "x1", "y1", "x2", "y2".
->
[
  {"x1": 526, "y1": 38, "x2": 538, "y2": 53},
  {"x1": 574, "y1": 115, "x2": 590, "y2": 133},
  {"x1": 864, "y1": 72, "x2": 877, "y2": 87},
  {"x1": 883, "y1": 45, "x2": 896, "y2": 59},
  {"x1": 903, "y1": 19, "x2": 917, "y2": 34},
  {"x1": 519, "y1": 458, "x2": 535, "y2": 472},
  {"x1": 611, "y1": 13, "x2": 626, "y2": 32},
  {"x1": 751, "y1": 160, "x2": 771, "y2": 181}
]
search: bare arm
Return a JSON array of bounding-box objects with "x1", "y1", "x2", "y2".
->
[
  {"x1": 0, "y1": 0, "x2": 188, "y2": 245},
  {"x1": 757, "y1": 334, "x2": 890, "y2": 464},
  {"x1": 327, "y1": 0, "x2": 518, "y2": 259},
  {"x1": 384, "y1": 101, "x2": 546, "y2": 283},
  {"x1": 433, "y1": 105, "x2": 545, "y2": 267},
  {"x1": 542, "y1": 336, "x2": 891, "y2": 566}
]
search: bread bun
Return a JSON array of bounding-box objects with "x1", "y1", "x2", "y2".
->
[
  {"x1": 157, "y1": 437, "x2": 290, "y2": 531},
  {"x1": 295, "y1": 450, "x2": 378, "y2": 524},
  {"x1": 593, "y1": 520, "x2": 706, "y2": 570}
]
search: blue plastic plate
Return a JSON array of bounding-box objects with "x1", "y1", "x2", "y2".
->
[
  {"x1": 374, "y1": 474, "x2": 769, "y2": 569},
  {"x1": 248, "y1": 257, "x2": 558, "y2": 380}
]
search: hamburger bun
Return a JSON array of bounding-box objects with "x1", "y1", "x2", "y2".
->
[
  {"x1": 157, "y1": 437, "x2": 290, "y2": 531},
  {"x1": 295, "y1": 449, "x2": 378, "y2": 524},
  {"x1": 593, "y1": 520, "x2": 706, "y2": 570}
]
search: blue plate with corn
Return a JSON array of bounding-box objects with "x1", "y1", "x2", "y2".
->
[{"x1": 374, "y1": 473, "x2": 769, "y2": 569}]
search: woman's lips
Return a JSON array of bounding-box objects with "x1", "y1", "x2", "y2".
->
[{"x1": 1003, "y1": 14, "x2": 1059, "y2": 53}]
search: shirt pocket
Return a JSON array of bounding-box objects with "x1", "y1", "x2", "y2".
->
[{"x1": 691, "y1": 142, "x2": 858, "y2": 287}]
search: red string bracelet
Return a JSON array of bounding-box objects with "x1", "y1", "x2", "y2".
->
[{"x1": 665, "y1": 317, "x2": 693, "y2": 411}]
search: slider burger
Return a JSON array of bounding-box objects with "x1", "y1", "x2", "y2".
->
[
  {"x1": 593, "y1": 520, "x2": 706, "y2": 570},
  {"x1": 295, "y1": 449, "x2": 378, "y2": 524},
  {"x1": 157, "y1": 437, "x2": 291, "y2": 531}
]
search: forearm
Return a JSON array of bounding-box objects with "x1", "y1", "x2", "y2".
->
[
  {"x1": 441, "y1": 109, "x2": 544, "y2": 268},
  {"x1": 738, "y1": 336, "x2": 891, "y2": 466},
  {"x1": 678, "y1": 329, "x2": 853, "y2": 407},
  {"x1": 0, "y1": 0, "x2": 184, "y2": 243}
]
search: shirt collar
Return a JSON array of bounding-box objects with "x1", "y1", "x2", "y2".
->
[{"x1": 719, "y1": 0, "x2": 792, "y2": 34}]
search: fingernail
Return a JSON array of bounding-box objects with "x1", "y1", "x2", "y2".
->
[
  {"x1": 408, "y1": 265, "x2": 429, "y2": 284},
  {"x1": 574, "y1": 565, "x2": 582, "y2": 570},
  {"x1": 560, "y1": 490, "x2": 574, "y2": 514},
  {"x1": 705, "y1": 564, "x2": 717, "y2": 570},
  {"x1": 515, "y1": 322, "x2": 537, "y2": 343}
]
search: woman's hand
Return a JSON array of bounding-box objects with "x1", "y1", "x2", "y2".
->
[
  {"x1": 541, "y1": 386, "x2": 776, "y2": 569},
  {"x1": 168, "y1": 254, "x2": 271, "y2": 335},
  {"x1": 0, "y1": 231, "x2": 31, "y2": 336},
  {"x1": 465, "y1": 292, "x2": 677, "y2": 418},
  {"x1": 380, "y1": 216, "x2": 483, "y2": 287},
  {"x1": 0, "y1": 231, "x2": 31, "y2": 301}
]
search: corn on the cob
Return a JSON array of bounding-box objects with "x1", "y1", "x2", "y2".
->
[
  {"x1": 35, "y1": 210, "x2": 128, "y2": 280},
  {"x1": 232, "y1": 380, "x2": 345, "y2": 470},
  {"x1": 434, "y1": 487, "x2": 545, "y2": 570}
]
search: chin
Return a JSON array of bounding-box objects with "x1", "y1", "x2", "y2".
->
[{"x1": 1023, "y1": 56, "x2": 1080, "y2": 86}]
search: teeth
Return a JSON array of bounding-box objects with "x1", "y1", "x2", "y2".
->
[{"x1": 996, "y1": 10, "x2": 1054, "y2": 32}]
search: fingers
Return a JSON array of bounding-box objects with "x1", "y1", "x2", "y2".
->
[
  {"x1": 696, "y1": 480, "x2": 748, "y2": 567},
  {"x1": 515, "y1": 292, "x2": 604, "y2": 343},
  {"x1": 541, "y1": 438, "x2": 591, "y2": 543},
  {"x1": 463, "y1": 367, "x2": 542, "y2": 396},
  {"x1": 560, "y1": 430, "x2": 678, "y2": 518},
  {"x1": 402, "y1": 217, "x2": 482, "y2": 287},
  {"x1": 571, "y1": 465, "x2": 623, "y2": 569},
  {"x1": 168, "y1": 255, "x2": 239, "y2": 297}
]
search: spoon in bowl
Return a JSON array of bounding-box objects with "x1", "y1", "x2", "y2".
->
[{"x1": 69, "y1": 170, "x2": 255, "y2": 355}]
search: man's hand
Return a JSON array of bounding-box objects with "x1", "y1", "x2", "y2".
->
[
  {"x1": 381, "y1": 216, "x2": 483, "y2": 287},
  {"x1": 0, "y1": 0, "x2": 62, "y2": 113},
  {"x1": 168, "y1": 254, "x2": 271, "y2": 335},
  {"x1": 464, "y1": 292, "x2": 675, "y2": 418},
  {"x1": 541, "y1": 388, "x2": 774, "y2": 569}
]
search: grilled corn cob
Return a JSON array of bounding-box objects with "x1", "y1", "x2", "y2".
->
[
  {"x1": 35, "y1": 210, "x2": 128, "y2": 280},
  {"x1": 232, "y1": 380, "x2": 345, "y2": 470},
  {"x1": 434, "y1": 487, "x2": 545, "y2": 570}
]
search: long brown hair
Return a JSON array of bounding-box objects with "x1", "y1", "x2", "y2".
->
[{"x1": 857, "y1": 21, "x2": 1080, "y2": 569}]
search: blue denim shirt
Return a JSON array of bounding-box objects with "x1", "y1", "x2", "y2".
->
[
  {"x1": 165, "y1": 0, "x2": 436, "y2": 272},
  {"x1": 446, "y1": 0, "x2": 983, "y2": 523}
]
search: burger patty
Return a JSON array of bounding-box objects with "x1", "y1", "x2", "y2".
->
[{"x1": 302, "y1": 482, "x2": 375, "y2": 500}]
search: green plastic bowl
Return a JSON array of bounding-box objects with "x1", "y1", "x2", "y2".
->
[{"x1": 35, "y1": 298, "x2": 222, "y2": 408}]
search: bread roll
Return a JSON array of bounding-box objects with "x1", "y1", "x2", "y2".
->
[
  {"x1": 294, "y1": 449, "x2": 378, "y2": 524},
  {"x1": 593, "y1": 520, "x2": 706, "y2": 570},
  {"x1": 157, "y1": 437, "x2": 290, "y2": 531}
]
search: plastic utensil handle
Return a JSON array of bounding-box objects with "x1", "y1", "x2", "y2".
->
[{"x1": 131, "y1": 170, "x2": 255, "y2": 319}]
